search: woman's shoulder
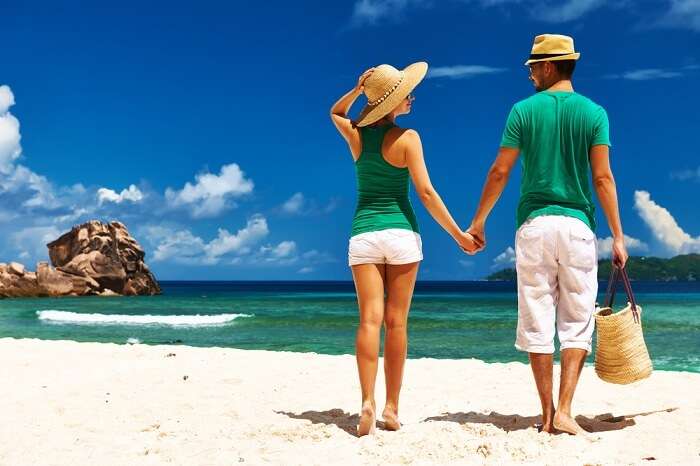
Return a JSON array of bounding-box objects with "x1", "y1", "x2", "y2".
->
[
  {"x1": 383, "y1": 127, "x2": 421, "y2": 160},
  {"x1": 387, "y1": 126, "x2": 420, "y2": 141}
]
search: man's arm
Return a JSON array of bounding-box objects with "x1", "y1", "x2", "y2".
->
[
  {"x1": 590, "y1": 144, "x2": 628, "y2": 267},
  {"x1": 467, "y1": 147, "x2": 520, "y2": 248}
]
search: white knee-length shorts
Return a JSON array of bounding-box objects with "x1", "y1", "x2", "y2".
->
[
  {"x1": 348, "y1": 228, "x2": 423, "y2": 266},
  {"x1": 515, "y1": 215, "x2": 598, "y2": 354}
]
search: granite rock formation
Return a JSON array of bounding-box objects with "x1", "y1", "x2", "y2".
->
[{"x1": 0, "y1": 221, "x2": 160, "y2": 298}]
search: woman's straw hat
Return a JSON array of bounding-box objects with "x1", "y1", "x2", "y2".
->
[
  {"x1": 524, "y1": 34, "x2": 580, "y2": 65},
  {"x1": 355, "y1": 62, "x2": 428, "y2": 127}
]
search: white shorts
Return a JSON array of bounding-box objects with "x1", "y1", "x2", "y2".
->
[
  {"x1": 515, "y1": 215, "x2": 598, "y2": 354},
  {"x1": 348, "y1": 229, "x2": 423, "y2": 266}
]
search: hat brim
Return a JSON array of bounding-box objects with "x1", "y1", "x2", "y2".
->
[
  {"x1": 355, "y1": 61, "x2": 428, "y2": 127},
  {"x1": 524, "y1": 52, "x2": 580, "y2": 66}
]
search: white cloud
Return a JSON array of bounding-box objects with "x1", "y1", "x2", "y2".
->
[
  {"x1": 151, "y1": 229, "x2": 209, "y2": 264},
  {"x1": 165, "y1": 163, "x2": 254, "y2": 218},
  {"x1": 255, "y1": 240, "x2": 299, "y2": 265},
  {"x1": 351, "y1": 0, "x2": 429, "y2": 26},
  {"x1": 279, "y1": 192, "x2": 338, "y2": 216},
  {"x1": 658, "y1": 0, "x2": 700, "y2": 31},
  {"x1": 492, "y1": 246, "x2": 516, "y2": 269},
  {"x1": 534, "y1": 0, "x2": 605, "y2": 22},
  {"x1": 11, "y1": 226, "x2": 62, "y2": 262},
  {"x1": 298, "y1": 266, "x2": 314, "y2": 274},
  {"x1": 607, "y1": 68, "x2": 684, "y2": 80},
  {"x1": 0, "y1": 164, "x2": 58, "y2": 209},
  {"x1": 97, "y1": 184, "x2": 144, "y2": 205},
  {"x1": 147, "y1": 215, "x2": 270, "y2": 265},
  {"x1": 427, "y1": 65, "x2": 507, "y2": 79},
  {"x1": 282, "y1": 192, "x2": 305, "y2": 214},
  {"x1": 596, "y1": 235, "x2": 649, "y2": 258},
  {"x1": 205, "y1": 215, "x2": 269, "y2": 259},
  {"x1": 301, "y1": 249, "x2": 336, "y2": 263},
  {"x1": 670, "y1": 166, "x2": 700, "y2": 181},
  {"x1": 0, "y1": 84, "x2": 324, "y2": 275},
  {"x1": 634, "y1": 190, "x2": 700, "y2": 255},
  {"x1": 0, "y1": 85, "x2": 22, "y2": 174},
  {"x1": 260, "y1": 240, "x2": 297, "y2": 260},
  {"x1": 0, "y1": 85, "x2": 15, "y2": 114}
]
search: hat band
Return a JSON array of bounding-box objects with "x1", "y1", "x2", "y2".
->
[
  {"x1": 529, "y1": 53, "x2": 575, "y2": 60},
  {"x1": 367, "y1": 72, "x2": 405, "y2": 107}
]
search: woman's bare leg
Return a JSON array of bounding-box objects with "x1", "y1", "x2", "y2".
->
[
  {"x1": 352, "y1": 263, "x2": 386, "y2": 436},
  {"x1": 382, "y1": 261, "x2": 419, "y2": 430}
]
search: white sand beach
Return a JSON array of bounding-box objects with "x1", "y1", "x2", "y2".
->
[{"x1": 1, "y1": 338, "x2": 698, "y2": 465}]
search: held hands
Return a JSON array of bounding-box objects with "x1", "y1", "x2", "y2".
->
[
  {"x1": 465, "y1": 222, "x2": 486, "y2": 254},
  {"x1": 456, "y1": 230, "x2": 484, "y2": 255}
]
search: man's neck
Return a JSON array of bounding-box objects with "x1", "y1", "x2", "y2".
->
[{"x1": 546, "y1": 79, "x2": 574, "y2": 92}]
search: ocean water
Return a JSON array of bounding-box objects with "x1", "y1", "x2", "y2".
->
[{"x1": 1, "y1": 281, "x2": 698, "y2": 372}]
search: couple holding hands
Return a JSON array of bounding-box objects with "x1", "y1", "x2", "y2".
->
[{"x1": 330, "y1": 34, "x2": 628, "y2": 438}]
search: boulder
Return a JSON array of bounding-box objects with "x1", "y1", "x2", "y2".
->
[
  {"x1": 0, "y1": 220, "x2": 160, "y2": 298},
  {"x1": 8, "y1": 262, "x2": 25, "y2": 276}
]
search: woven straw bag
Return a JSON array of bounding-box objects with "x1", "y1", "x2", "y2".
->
[{"x1": 594, "y1": 266, "x2": 653, "y2": 384}]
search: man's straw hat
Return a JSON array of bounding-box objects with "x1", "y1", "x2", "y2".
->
[
  {"x1": 524, "y1": 34, "x2": 580, "y2": 66},
  {"x1": 355, "y1": 62, "x2": 428, "y2": 127}
]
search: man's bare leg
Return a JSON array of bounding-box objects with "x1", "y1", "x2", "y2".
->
[
  {"x1": 529, "y1": 352, "x2": 556, "y2": 433},
  {"x1": 553, "y1": 348, "x2": 593, "y2": 438}
]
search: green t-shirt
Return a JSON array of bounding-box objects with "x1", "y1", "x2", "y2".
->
[{"x1": 500, "y1": 91, "x2": 610, "y2": 231}]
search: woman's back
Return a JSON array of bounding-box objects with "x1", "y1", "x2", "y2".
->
[{"x1": 352, "y1": 124, "x2": 419, "y2": 237}]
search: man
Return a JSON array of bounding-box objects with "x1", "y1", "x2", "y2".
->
[{"x1": 467, "y1": 34, "x2": 628, "y2": 437}]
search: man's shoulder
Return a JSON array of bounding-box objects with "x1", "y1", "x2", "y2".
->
[
  {"x1": 513, "y1": 92, "x2": 607, "y2": 116},
  {"x1": 513, "y1": 94, "x2": 541, "y2": 108},
  {"x1": 512, "y1": 93, "x2": 552, "y2": 113},
  {"x1": 571, "y1": 93, "x2": 606, "y2": 113}
]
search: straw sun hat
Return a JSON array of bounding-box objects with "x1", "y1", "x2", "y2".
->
[
  {"x1": 355, "y1": 61, "x2": 428, "y2": 127},
  {"x1": 524, "y1": 34, "x2": 580, "y2": 65}
]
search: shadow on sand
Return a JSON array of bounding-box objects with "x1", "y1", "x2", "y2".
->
[
  {"x1": 276, "y1": 409, "x2": 363, "y2": 437},
  {"x1": 423, "y1": 407, "x2": 677, "y2": 433}
]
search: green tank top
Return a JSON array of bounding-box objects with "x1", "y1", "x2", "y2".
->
[{"x1": 351, "y1": 124, "x2": 420, "y2": 237}]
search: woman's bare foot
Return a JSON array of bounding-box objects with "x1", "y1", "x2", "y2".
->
[
  {"x1": 357, "y1": 401, "x2": 376, "y2": 437},
  {"x1": 382, "y1": 406, "x2": 401, "y2": 431},
  {"x1": 553, "y1": 412, "x2": 598, "y2": 441}
]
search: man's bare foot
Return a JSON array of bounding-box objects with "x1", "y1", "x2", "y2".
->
[
  {"x1": 382, "y1": 406, "x2": 401, "y2": 431},
  {"x1": 539, "y1": 405, "x2": 555, "y2": 433},
  {"x1": 357, "y1": 401, "x2": 376, "y2": 437},
  {"x1": 553, "y1": 412, "x2": 598, "y2": 441},
  {"x1": 537, "y1": 423, "x2": 556, "y2": 433}
]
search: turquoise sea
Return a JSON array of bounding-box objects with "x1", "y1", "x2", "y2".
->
[{"x1": 1, "y1": 281, "x2": 698, "y2": 372}]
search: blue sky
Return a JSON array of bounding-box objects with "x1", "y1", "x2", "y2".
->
[{"x1": 0, "y1": 0, "x2": 698, "y2": 280}]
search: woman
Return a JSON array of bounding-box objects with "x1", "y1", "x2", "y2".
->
[{"x1": 330, "y1": 62, "x2": 479, "y2": 436}]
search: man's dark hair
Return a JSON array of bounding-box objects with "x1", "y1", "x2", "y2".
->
[{"x1": 552, "y1": 60, "x2": 576, "y2": 78}]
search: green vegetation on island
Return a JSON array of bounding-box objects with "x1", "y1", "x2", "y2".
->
[{"x1": 486, "y1": 254, "x2": 700, "y2": 281}]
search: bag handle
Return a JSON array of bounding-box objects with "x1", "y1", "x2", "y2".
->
[
  {"x1": 603, "y1": 265, "x2": 640, "y2": 324},
  {"x1": 603, "y1": 266, "x2": 620, "y2": 308}
]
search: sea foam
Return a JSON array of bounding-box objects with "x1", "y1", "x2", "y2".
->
[{"x1": 36, "y1": 310, "x2": 252, "y2": 327}]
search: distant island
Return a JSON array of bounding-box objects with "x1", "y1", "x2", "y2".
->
[{"x1": 487, "y1": 254, "x2": 700, "y2": 281}]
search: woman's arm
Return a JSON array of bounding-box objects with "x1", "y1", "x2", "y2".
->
[
  {"x1": 330, "y1": 68, "x2": 373, "y2": 159},
  {"x1": 404, "y1": 129, "x2": 481, "y2": 253}
]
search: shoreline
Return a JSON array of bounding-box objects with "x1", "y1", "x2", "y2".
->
[
  {"x1": 3, "y1": 335, "x2": 700, "y2": 374},
  {"x1": 2, "y1": 337, "x2": 699, "y2": 465}
]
